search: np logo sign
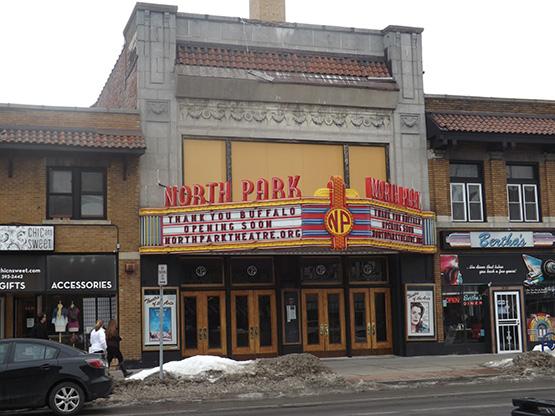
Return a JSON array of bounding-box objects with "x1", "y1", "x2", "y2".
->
[{"x1": 325, "y1": 208, "x2": 353, "y2": 237}]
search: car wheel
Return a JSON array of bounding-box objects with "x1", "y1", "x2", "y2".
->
[{"x1": 48, "y1": 382, "x2": 85, "y2": 416}]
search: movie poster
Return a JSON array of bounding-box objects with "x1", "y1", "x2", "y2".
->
[
  {"x1": 406, "y1": 285, "x2": 436, "y2": 339},
  {"x1": 143, "y1": 290, "x2": 178, "y2": 346}
]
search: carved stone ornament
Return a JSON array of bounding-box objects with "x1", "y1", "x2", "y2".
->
[
  {"x1": 179, "y1": 100, "x2": 390, "y2": 130},
  {"x1": 145, "y1": 100, "x2": 170, "y2": 121},
  {"x1": 400, "y1": 114, "x2": 419, "y2": 129}
]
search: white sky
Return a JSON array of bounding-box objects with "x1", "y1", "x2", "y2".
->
[{"x1": 1, "y1": 0, "x2": 554, "y2": 107}]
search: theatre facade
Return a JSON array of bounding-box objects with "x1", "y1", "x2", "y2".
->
[
  {"x1": 94, "y1": 2, "x2": 436, "y2": 362},
  {"x1": 139, "y1": 175, "x2": 436, "y2": 361}
]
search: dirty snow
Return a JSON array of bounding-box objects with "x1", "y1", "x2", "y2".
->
[
  {"x1": 128, "y1": 355, "x2": 253, "y2": 381},
  {"x1": 482, "y1": 357, "x2": 514, "y2": 368}
]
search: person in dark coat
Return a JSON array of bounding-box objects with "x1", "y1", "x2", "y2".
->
[
  {"x1": 30, "y1": 313, "x2": 49, "y2": 339},
  {"x1": 106, "y1": 319, "x2": 131, "y2": 377}
]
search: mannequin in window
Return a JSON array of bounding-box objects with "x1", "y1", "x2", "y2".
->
[
  {"x1": 67, "y1": 301, "x2": 80, "y2": 332},
  {"x1": 51, "y1": 300, "x2": 68, "y2": 332}
]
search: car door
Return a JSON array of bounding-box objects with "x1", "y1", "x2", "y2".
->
[
  {"x1": 0, "y1": 342, "x2": 12, "y2": 408},
  {"x1": 3, "y1": 341, "x2": 60, "y2": 408}
]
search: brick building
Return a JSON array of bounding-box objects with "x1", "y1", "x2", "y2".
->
[
  {"x1": 95, "y1": 1, "x2": 438, "y2": 364},
  {"x1": 427, "y1": 94, "x2": 555, "y2": 354},
  {"x1": 0, "y1": 104, "x2": 145, "y2": 360}
]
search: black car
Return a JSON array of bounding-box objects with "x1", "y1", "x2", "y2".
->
[
  {"x1": 0, "y1": 338, "x2": 112, "y2": 415},
  {"x1": 512, "y1": 398, "x2": 555, "y2": 415}
]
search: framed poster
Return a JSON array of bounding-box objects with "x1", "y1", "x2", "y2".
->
[
  {"x1": 142, "y1": 287, "x2": 179, "y2": 349},
  {"x1": 405, "y1": 284, "x2": 436, "y2": 341}
]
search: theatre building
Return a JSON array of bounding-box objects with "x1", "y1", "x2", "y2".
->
[
  {"x1": 0, "y1": 104, "x2": 144, "y2": 359},
  {"x1": 427, "y1": 94, "x2": 555, "y2": 354},
  {"x1": 95, "y1": 1, "x2": 437, "y2": 362}
]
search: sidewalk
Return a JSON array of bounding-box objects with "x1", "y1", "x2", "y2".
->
[{"x1": 322, "y1": 353, "x2": 515, "y2": 383}]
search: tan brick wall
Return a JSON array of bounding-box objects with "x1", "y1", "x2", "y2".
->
[
  {"x1": 0, "y1": 156, "x2": 46, "y2": 223},
  {"x1": 0, "y1": 106, "x2": 140, "y2": 131},
  {"x1": 433, "y1": 253, "x2": 444, "y2": 342},
  {"x1": 0, "y1": 151, "x2": 142, "y2": 358},
  {"x1": 487, "y1": 159, "x2": 508, "y2": 217},
  {"x1": 428, "y1": 158, "x2": 450, "y2": 216},
  {"x1": 249, "y1": 0, "x2": 286, "y2": 21},
  {"x1": 545, "y1": 160, "x2": 555, "y2": 218},
  {"x1": 118, "y1": 259, "x2": 141, "y2": 360},
  {"x1": 539, "y1": 161, "x2": 550, "y2": 218}
]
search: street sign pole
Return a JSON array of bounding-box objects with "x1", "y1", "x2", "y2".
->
[
  {"x1": 157, "y1": 264, "x2": 168, "y2": 381},
  {"x1": 159, "y1": 284, "x2": 164, "y2": 381}
]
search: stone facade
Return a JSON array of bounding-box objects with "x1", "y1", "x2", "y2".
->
[{"x1": 95, "y1": 3, "x2": 430, "y2": 210}]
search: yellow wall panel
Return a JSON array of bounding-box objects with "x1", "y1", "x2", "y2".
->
[
  {"x1": 231, "y1": 141, "x2": 344, "y2": 199},
  {"x1": 183, "y1": 139, "x2": 226, "y2": 184},
  {"x1": 349, "y1": 145, "x2": 387, "y2": 195}
]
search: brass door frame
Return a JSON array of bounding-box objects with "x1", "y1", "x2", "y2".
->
[
  {"x1": 301, "y1": 289, "x2": 346, "y2": 353},
  {"x1": 231, "y1": 290, "x2": 278, "y2": 355},
  {"x1": 349, "y1": 288, "x2": 392, "y2": 351},
  {"x1": 181, "y1": 291, "x2": 226, "y2": 357}
]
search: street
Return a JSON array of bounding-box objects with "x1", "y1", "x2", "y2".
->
[{"x1": 4, "y1": 378, "x2": 554, "y2": 415}]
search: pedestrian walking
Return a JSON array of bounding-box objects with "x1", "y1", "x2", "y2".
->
[
  {"x1": 30, "y1": 313, "x2": 49, "y2": 339},
  {"x1": 89, "y1": 319, "x2": 107, "y2": 355},
  {"x1": 106, "y1": 319, "x2": 131, "y2": 377}
]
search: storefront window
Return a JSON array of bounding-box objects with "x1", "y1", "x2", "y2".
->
[
  {"x1": 442, "y1": 285, "x2": 488, "y2": 344},
  {"x1": 525, "y1": 285, "x2": 555, "y2": 343},
  {"x1": 44, "y1": 295, "x2": 117, "y2": 350}
]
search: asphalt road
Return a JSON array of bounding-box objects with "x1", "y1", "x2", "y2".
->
[{"x1": 4, "y1": 379, "x2": 555, "y2": 415}]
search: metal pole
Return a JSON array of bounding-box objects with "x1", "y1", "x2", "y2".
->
[{"x1": 159, "y1": 285, "x2": 164, "y2": 381}]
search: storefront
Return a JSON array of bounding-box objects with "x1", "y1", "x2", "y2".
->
[
  {"x1": 139, "y1": 176, "x2": 437, "y2": 363},
  {"x1": 440, "y1": 230, "x2": 555, "y2": 354},
  {"x1": 0, "y1": 225, "x2": 117, "y2": 349}
]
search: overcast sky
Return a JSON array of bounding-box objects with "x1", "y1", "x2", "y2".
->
[{"x1": 1, "y1": 0, "x2": 554, "y2": 107}]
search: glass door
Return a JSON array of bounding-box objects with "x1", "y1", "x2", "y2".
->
[
  {"x1": 302, "y1": 289, "x2": 345, "y2": 353},
  {"x1": 182, "y1": 291, "x2": 226, "y2": 356},
  {"x1": 494, "y1": 291, "x2": 523, "y2": 353},
  {"x1": 231, "y1": 290, "x2": 277, "y2": 355},
  {"x1": 349, "y1": 288, "x2": 392, "y2": 351}
]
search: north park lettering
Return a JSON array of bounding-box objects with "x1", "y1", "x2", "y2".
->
[{"x1": 162, "y1": 205, "x2": 302, "y2": 246}]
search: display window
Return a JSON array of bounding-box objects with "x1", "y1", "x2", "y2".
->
[
  {"x1": 43, "y1": 295, "x2": 117, "y2": 350},
  {"x1": 525, "y1": 285, "x2": 555, "y2": 343},
  {"x1": 442, "y1": 285, "x2": 488, "y2": 344}
]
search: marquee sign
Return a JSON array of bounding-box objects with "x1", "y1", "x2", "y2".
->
[{"x1": 140, "y1": 176, "x2": 436, "y2": 254}]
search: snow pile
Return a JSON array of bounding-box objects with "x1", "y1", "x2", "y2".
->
[
  {"x1": 482, "y1": 357, "x2": 514, "y2": 368},
  {"x1": 129, "y1": 355, "x2": 254, "y2": 381}
]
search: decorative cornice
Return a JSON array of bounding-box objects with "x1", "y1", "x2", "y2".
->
[{"x1": 178, "y1": 99, "x2": 391, "y2": 130}]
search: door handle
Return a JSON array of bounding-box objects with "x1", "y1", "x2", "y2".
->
[
  {"x1": 254, "y1": 327, "x2": 259, "y2": 337},
  {"x1": 372, "y1": 323, "x2": 376, "y2": 336},
  {"x1": 249, "y1": 327, "x2": 255, "y2": 339},
  {"x1": 40, "y1": 364, "x2": 51, "y2": 371},
  {"x1": 319, "y1": 324, "x2": 325, "y2": 336},
  {"x1": 367, "y1": 323, "x2": 372, "y2": 336},
  {"x1": 203, "y1": 327, "x2": 208, "y2": 341},
  {"x1": 324, "y1": 323, "x2": 329, "y2": 337}
]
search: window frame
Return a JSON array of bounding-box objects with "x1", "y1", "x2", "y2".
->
[
  {"x1": 47, "y1": 167, "x2": 107, "y2": 220},
  {"x1": 449, "y1": 162, "x2": 485, "y2": 223},
  {"x1": 506, "y1": 163, "x2": 540, "y2": 223}
]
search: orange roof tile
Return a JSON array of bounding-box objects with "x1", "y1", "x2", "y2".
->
[
  {"x1": 429, "y1": 113, "x2": 555, "y2": 136},
  {"x1": 0, "y1": 128, "x2": 145, "y2": 150},
  {"x1": 176, "y1": 44, "x2": 390, "y2": 78}
]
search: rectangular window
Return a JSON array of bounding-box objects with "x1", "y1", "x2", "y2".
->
[
  {"x1": 449, "y1": 162, "x2": 484, "y2": 222},
  {"x1": 507, "y1": 164, "x2": 539, "y2": 222},
  {"x1": 47, "y1": 168, "x2": 106, "y2": 219}
]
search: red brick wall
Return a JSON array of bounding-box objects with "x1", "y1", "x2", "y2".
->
[{"x1": 94, "y1": 47, "x2": 138, "y2": 110}]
